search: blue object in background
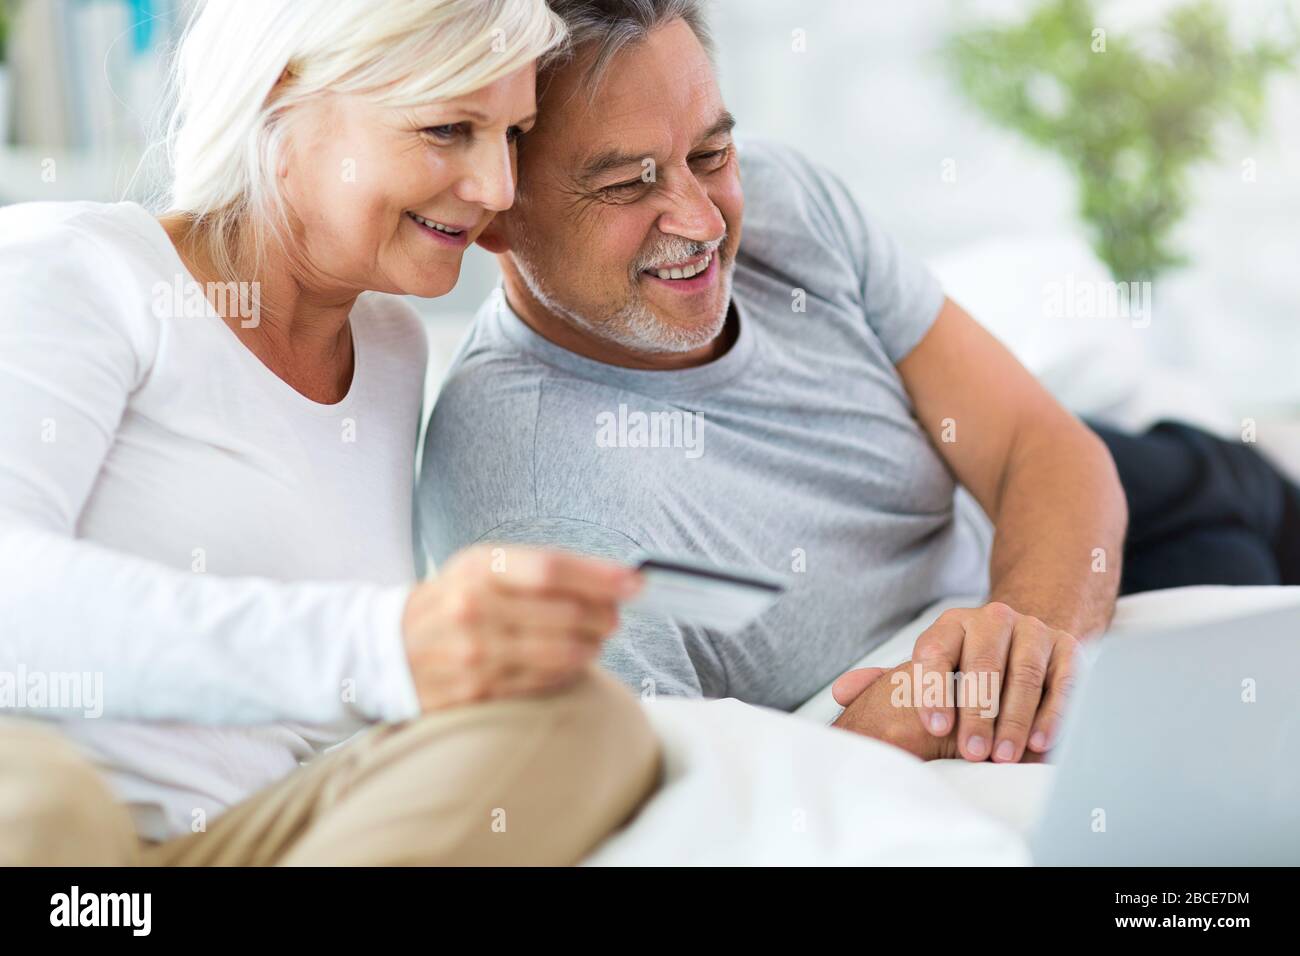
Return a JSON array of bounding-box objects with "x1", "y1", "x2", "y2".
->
[{"x1": 130, "y1": 0, "x2": 153, "y2": 53}]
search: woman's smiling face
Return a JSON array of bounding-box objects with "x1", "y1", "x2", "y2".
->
[{"x1": 278, "y1": 62, "x2": 538, "y2": 299}]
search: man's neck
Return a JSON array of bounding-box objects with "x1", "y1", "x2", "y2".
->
[{"x1": 500, "y1": 275, "x2": 735, "y2": 372}]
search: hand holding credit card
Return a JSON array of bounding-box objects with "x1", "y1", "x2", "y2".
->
[{"x1": 623, "y1": 553, "x2": 786, "y2": 633}]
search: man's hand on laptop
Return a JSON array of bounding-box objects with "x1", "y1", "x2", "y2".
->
[{"x1": 830, "y1": 602, "x2": 1078, "y2": 763}]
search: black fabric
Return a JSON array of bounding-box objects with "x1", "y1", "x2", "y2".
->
[{"x1": 1087, "y1": 420, "x2": 1300, "y2": 594}]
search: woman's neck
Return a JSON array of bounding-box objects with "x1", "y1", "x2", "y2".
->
[{"x1": 159, "y1": 215, "x2": 359, "y2": 404}]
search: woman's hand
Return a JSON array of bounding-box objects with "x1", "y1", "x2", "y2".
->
[{"x1": 400, "y1": 545, "x2": 641, "y2": 711}]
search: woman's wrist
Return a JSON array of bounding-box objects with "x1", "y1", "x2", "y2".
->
[{"x1": 359, "y1": 584, "x2": 422, "y2": 723}]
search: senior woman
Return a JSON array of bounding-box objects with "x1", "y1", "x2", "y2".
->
[{"x1": 0, "y1": 0, "x2": 659, "y2": 866}]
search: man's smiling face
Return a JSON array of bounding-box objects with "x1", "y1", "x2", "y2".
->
[{"x1": 478, "y1": 17, "x2": 744, "y2": 366}]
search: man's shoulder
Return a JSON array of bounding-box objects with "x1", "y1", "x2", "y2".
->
[
  {"x1": 430, "y1": 336, "x2": 659, "y2": 471},
  {"x1": 737, "y1": 139, "x2": 857, "y2": 220},
  {"x1": 737, "y1": 138, "x2": 835, "y2": 192},
  {"x1": 429, "y1": 316, "x2": 624, "y2": 446},
  {"x1": 420, "y1": 315, "x2": 649, "y2": 547},
  {"x1": 735, "y1": 139, "x2": 867, "y2": 287},
  {"x1": 423, "y1": 323, "x2": 548, "y2": 480}
]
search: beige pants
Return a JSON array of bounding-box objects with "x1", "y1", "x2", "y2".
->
[{"x1": 0, "y1": 667, "x2": 660, "y2": 866}]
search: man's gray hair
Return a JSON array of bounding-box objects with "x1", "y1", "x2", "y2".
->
[{"x1": 544, "y1": 0, "x2": 714, "y2": 93}]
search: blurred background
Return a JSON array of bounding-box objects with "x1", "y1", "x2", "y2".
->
[{"x1": 2, "y1": 0, "x2": 1298, "y2": 444}]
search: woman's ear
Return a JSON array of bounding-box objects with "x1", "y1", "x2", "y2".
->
[
  {"x1": 475, "y1": 214, "x2": 512, "y2": 254},
  {"x1": 270, "y1": 66, "x2": 298, "y2": 178}
]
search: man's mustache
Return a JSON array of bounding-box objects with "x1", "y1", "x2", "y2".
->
[{"x1": 633, "y1": 234, "x2": 727, "y2": 273}]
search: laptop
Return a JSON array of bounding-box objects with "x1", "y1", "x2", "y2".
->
[{"x1": 1031, "y1": 604, "x2": 1300, "y2": 865}]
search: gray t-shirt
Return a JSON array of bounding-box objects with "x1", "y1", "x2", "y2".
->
[{"x1": 419, "y1": 140, "x2": 992, "y2": 710}]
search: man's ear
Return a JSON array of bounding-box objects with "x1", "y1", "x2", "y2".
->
[{"x1": 475, "y1": 214, "x2": 512, "y2": 254}]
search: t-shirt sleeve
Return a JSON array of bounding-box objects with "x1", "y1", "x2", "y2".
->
[
  {"x1": 471, "y1": 516, "x2": 705, "y2": 699},
  {"x1": 800, "y1": 152, "x2": 947, "y2": 363}
]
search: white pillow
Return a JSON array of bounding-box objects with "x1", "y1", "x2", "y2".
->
[{"x1": 927, "y1": 234, "x2": 1235, "y2": 436}]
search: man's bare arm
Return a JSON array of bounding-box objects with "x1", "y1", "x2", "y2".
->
[
  {"x1": 863, "y1": 296, "x2": 1130, "y2": 762},
  {"x1": 897, "y1": 297, "x2": 1127, "y2": 638}
]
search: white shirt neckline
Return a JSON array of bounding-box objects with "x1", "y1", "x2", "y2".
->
[{"x1": 128, "y1": 202, "x2": 367, "y2": 417}]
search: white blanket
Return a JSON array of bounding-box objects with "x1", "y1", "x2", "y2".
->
[
  {"x1": 584, "y1": 696, "x2": 1029, "y2": 866},
  {"x1": 585, "y1": 586, "x2": 1300, "y2": 865}
]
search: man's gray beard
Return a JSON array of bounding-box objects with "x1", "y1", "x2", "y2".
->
[{"x1": 509, "y1": 243, "x2": 732, "y2": 356}]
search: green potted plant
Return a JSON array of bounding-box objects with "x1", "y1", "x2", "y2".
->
[
  {"x1": 946, "y1": 0, "x2": 1298, "y2": 282},
  {"x1": 0, "y1": 0, "x2": 10, "y2": 146}
]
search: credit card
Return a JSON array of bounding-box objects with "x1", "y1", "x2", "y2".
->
[{"x1": 624, "y1": 553, "x2": 786, "y2": 633}]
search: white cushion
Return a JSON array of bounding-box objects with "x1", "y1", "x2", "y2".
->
[{"x1": 928, "y1": 235, "x2": 1235, "y2": 436}]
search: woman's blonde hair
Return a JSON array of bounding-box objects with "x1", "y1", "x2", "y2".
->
[{"x1": 162, "y1": 0, "x2": 567, "y2": 282}]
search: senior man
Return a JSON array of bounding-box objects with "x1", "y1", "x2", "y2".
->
[{"x1": 420, "y1": 0, "x2": 1300, "y2": 762}]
